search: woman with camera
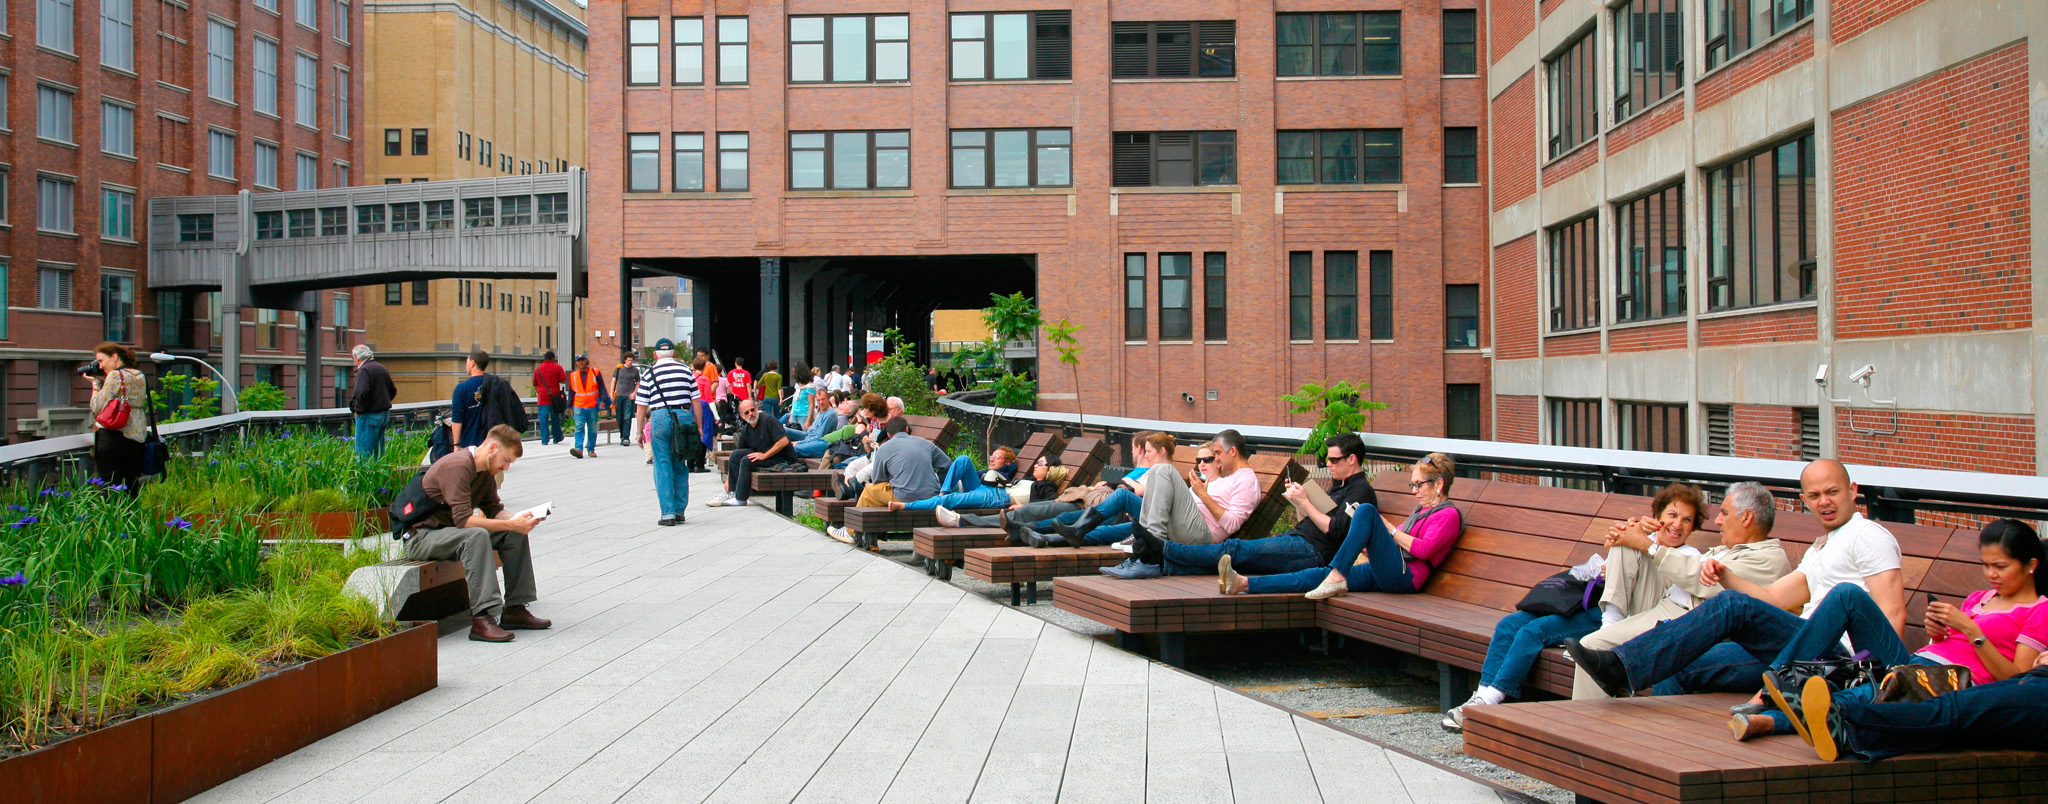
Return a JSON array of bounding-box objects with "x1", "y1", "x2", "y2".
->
[{"x1": 87, "y1": 342, "x2": 149, "y2": 494}]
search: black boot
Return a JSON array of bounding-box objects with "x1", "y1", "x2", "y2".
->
[
  {"x1": 1053, "y1": 508, "x2": 1107, "y2": 549},
  {"x1": 1021, "y1": 527, "x2": 1060, "y2": 548}
]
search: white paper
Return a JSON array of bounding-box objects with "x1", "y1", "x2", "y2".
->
[{"x1": 516, "y1": 501, "x2": 553, "y2": 520}]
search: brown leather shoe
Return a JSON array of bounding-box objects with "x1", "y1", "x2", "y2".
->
[
  {"x1": 469, "y1": 615, "x2": 515, "y2": 642},
  {"x1": 499, "y1": 606, "x2": 553, "y2": 630}
]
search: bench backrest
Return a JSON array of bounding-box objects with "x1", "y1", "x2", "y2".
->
[
  {"x1": 899, "y1": 414, "x2": 960, "y2": 451},
  {"x1": 1374, "y1": 473, "x2": 1973, "y2": 645},
  {"x1": 1059, "y1": 436, "x2": 1113, "y2": 486},
  {"x1": 1165, "y1": 445, "x2": 1306, "y2": 540},
  {"x1": 1013, "y1": 431, "x2": 1068, "y2": 469}
]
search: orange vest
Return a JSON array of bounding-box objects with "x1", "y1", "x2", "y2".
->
[{"x1": 569, "y1": 368, "x2": 603, "y2": 408}]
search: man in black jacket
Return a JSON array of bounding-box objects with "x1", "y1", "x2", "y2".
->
[
  {"x1": 350, "y1": 345, "x2": 398, "y2": 461},
  {"x1": 1187, "y1": 432, "x2": 1382, "y2": 584}
]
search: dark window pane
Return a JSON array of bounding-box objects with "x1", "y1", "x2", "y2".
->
[
  {"x1": 1325, "y1": 251, "x2": 1358, "y2": 340},
  {"x1": 1289, "y1": 252, "x2": 1313, "y2": 340}
]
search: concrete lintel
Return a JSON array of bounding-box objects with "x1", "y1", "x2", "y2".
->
[
  {"x1": 1489, "y1": 47, "x2": 1535, "y2": 100},
  {"x1": 1541, "y1": 354, "x2": 1607, "y2": 399},
  {"x1": 1603, "y1": 121, "x2": 1689, "y2": 201},
  {"x1": 1696, "y1": 341, "x2": 1828, "y2": 407},
  {"x1": 1539, "y1": 162, "x2": 1602, "y2": 227},
  {"x1": 1491, "y1": 195, "x2": 1541, "y2": 246},
  {"x1": 1692, "y1": 60, "x2": 1819, "y2": 166},
  {"x1": 1605, "y1": 350, "x2": 1694, "y2": 404},
  {"x1": 1493, "y1": 357, "x2": 1542, "y2": 396},
  {"x1": 1536, "y1": 0, "x2": 1599, "y2": 58},
  {"x1": 1829, "y1": 331, "x2": 2033, "y2": 416},
  {"x1": 1828, "y1": 0, "x2": 2040, "y2": 112}
]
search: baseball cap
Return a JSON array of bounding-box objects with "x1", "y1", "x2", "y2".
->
[
  {"x1": 574, "y1": 352, "x2": 589, "y2": 361},
  {"x1": 654, "y1": 338, "x2": 676, "y2": 351}
]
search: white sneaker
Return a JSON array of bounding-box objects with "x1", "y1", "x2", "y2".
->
[
  {"x1": 705, "y1": 493, "x2": 736, "y2": 507},
  {"x1": 934, "y1": 506, "x2": 961, "y2": 528},
  {"x1": 825, "y1": 526, "x2": 854, "y2": 544}
]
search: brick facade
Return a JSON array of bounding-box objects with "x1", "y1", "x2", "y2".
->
[
  {"x1": 1493, "y1": 234, "x2": 1538, "y2": 359},
  {"x1": 1832, "y1": 0, "x2": 1936, "y2": 43},
  {"x1": 1606, "y1": 95, "x2": 1685, "y2": 156},
  {"x1": 1728, "y1": 404, "x2": 1808, "y2": 461},
  {"x1": 1698, "y1": 307, "x2": 1818, "y2": 347},
  {"x1": 1695, "y1": 25, "x2": 1813, "y2": 111},
  {"x1": 1608, "y1": 321, "x2": 1685, "y2": 353},
  {"x1": 1489, "y1": 72, "x2": 1536, "y2": 212}
]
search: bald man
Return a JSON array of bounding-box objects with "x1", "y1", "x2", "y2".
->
[{"x1": 1571, "y1": 459, "x2": 1906, "y2": 697}]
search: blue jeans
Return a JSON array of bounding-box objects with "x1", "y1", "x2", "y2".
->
[
  {"x1": 906, "y1": 455, "x2": 1012, "y2": 511},
  {"x1": 649, "y1": 409, "x2": 695, "y2": 517},
  {"x1": 1163, "y1": 534, "x2": 1321, "y2": 577},
  {"x1": 573, "y1": 407, "x2": 600, "y2": 451},
  {"x1": 1615, "y1": 591, "x2": 1811, "y2": 696},
  {"x1": 1029, "y1": 508, "x2": 1132, "y2": 544},
  {"x1": 698, "y1": 400, "x2": 717, "y2": 451},
  {"x1": 1246, "y1": 504, "x2": 1417, "y2": 594},
  {"x1": 1831, "y1": 667, "x2": 2048, "y2": 761},
  {"x1": 537, "y1": 403, "x2": 563, "y2": 444},
  {"x1": 761, "y1": 398, "x2": 778, "y2": 419},
  {"x1": 793, "y1": 438, "x2": 829, "y2": 458},
  {"x1": 1480, "y1": 609, "x2": 1602, "y2": 698},
  {"x1": 1772, "y1": 584, "x2": 1915, "y2": 669},
  {"x1": 353, "y1": 411, "x2": 389, "y2": 461}
]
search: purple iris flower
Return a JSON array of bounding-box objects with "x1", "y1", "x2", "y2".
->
[
  {"x1": 166, "y1": 516, "x2": 194, "y2": 530},
  {"x1": 0, "y1": 574, "x2": 27, "y2": 586}
]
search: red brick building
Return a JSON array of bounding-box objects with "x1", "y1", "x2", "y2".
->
[
  {"x1": 585, "y1": 0, "x2": 1490, "y2": 434},
  {"x1": 1, "y1": 0, "x2": 363, "y2": 438},
  {"x1": 1485, "y1": 0, "x2": 2046, "y2": 475}
]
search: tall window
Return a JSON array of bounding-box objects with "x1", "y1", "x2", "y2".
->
[
  {"x1": 1124, "y1": 254, "x2": 1146, "y2": 341},
  {"x1": 1706, "y1": 133, "x2": 1816, "y2": 310},
  {"x1": 1548, "y1": 215, "x2": 1598, "y2": 331},
  {"x1": 38, "y1": 265, "x2": 74, "y2": 309},
  {"x1": 1546, "y1": 31, "x2": 1596, "y2": 157},
  {"x1": 1617, "y1": 401, "x2": 1687, "y2": 453},
  {"x1": 672, "y1": 133, "x2": 704, "y2": 191},
  {"x1": 1275, "y1": 12, "x2": 1398, "y2": 77},
  {"x1": 101, "y1": 186, "x2": 134, "y2": 239},
  {"x1": 789, "y1": 131, "x2": 910, "y2": 190},
  {"x1": 627, "y1": 18, "x2": 658, "y2": 85},
  {"x1": 411, "y1": 281, "x2": 428, "y2": 304},
  {"x1": 101, "y1": 0, "x2": 134, "y2": 70},
  {"x1": 717, "y1": 17, "x2": 748, "y2": 84},
  {"x1": 382, "y1": 128, "x2": 401, "y2": 156},
  {"x1": 1276, "y1": 129, "x2": 1401, "y2": 184},
  {"x1": 334, "y1": 0, "x2": 348, "y2": 41},
  {"x1": 0, "y1": 75, "x2": 8, "y2": 130},
  {"x1": 208, "y1": 130, "x2": 235, "y2": 179},
  {"x1": 294, "y1": 54, "x2": 318, "y2": 127},
  {"x1": 1549, "y1": 397, "x2": 1601, "y2": 448},
  {"x1": 673, "y1": 17, "x2": 703, "y2": 84},
  {"x1": 1446, "y1": 284, "x2": 1479, "y2": 348},
  {"x1": 1111, "y1": 131, "x2": 1236, "y2": 187},
  {"x1": 255, "y1": 141, "x2": 278, "y2": 188},
  {"x1": 37, "y1": 85, "x2": 74, "y2": 142},
  {"x1": 333, "y1": 66, "x2": 348, "y2": 130},
  {"x1": 949, "y1": 129, "x2": 1071, "y2": 188},
  {"x1": 1111, "y1": 20, "x2": 1235, "y2": 78},
  {"x1": 294, "y1": 0, "x2": 314, "y2": 29},
  {"x1": 1325, "y1": 251, "x2": 1358, "y2": 340},
  {"x1": 1203, "y1": 252, "x2": 1227, "y2": 341},
  {"x1": 334, "y1": 294, "x2": 350, "y2": 351},
  {"x1": 1706, "y1": 0, "x2": 1811, "y2": 70},
  {"x1": 717, "y1": 133, "x2": 748, "y2": 191},
  {"x1": 1615, "y1": 0, "x2": 1683, "y2": 119},
  {"x1": 101, "y1": 273, "x2": 134, "y2": 342},
  {"x1": 627, "y1": 133, "x2": 659, "y2": 192},
  {"x1": 412, "y1": 128, "x2": 427, "y2": 155},
  {"x1": 255, "y1": 308, "x2": 278, "y2": 349},
  {"x1": 207, "y1": 20, "x2": 235, "y2": 103},
  {"x1": 1444, "y1": 127, "x2": 1479, "y2": 184},
  {"x1": 1289, "y1": 252, "x2": 1313, "y2": 340},
  {"x1": 1443, "y1": 10, "x2": 1477, "y2": 75},
  {"x1": 0, "y1": 170, "x2": 9, "y2": 226},
  {"x1": 950, "y1": 11, "x2": 1071, "y2": 80},
  {"x1": 1446, "y1": 385, "x2": 1482, "y2": 439},
  {"x1": 296, "y1": 153, "x2": 318, "y2": 190},
  {"x1": 1616, "y1": 182, "x2": 1686, "y2": 322},
  {"x1": 254, "y1": 38, "x2": 278, "y2": 115},
  {"x1": 157, "y1": 290, "x2": 183, "y2": 347},
  {"x1": 101, "y1": 102, "x2": 134, "y2": 156},
  {"x1": 789, "y1": 15, "x2": 909, "y2": 83},
  {"x1": 38, "y1": 177, "x2": 75, "y2": 233},
  {"x1": 38, "y1": 0, "x2": 73, "y2": 51},
  {"x1": 1369, "y1": 251, "x2": 1394, "y2": 340},
  {"x1": 1158, "y1": 253, "x2": 1192, "y2": 341}
]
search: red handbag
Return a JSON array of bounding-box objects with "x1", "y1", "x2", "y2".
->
[{"x1": 95, "y1": 371, "x2": 133, "y2": 431}]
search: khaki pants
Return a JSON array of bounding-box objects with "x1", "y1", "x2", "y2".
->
[
  {"x1": 1139, "y1": 467, "x2": 1216, "y2": 545},
  {"x1": 405, "y1": 526, "x2": 538, "y2": 618},
  {"x1": 1599, "y1": 546, "x2": 1669, "y2": 620},
  {"x1": 856, "y1": 482, "x2": 896, "y2": 508},
  {"x1": 1571, "y1": 597, "x2": 1693, "y2": 698}
]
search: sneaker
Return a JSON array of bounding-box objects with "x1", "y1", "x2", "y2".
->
[
  {"x1": 933, "y1": 506, "x2": 961, "y2": 528},
  {"x1": 1101, "y1": 559, "x2": 1163, "y2": 580},
  {"x1": 570, "y1": 448, "x2": 584, "y2": 459},
  {"x1": 1803, "y1": 676, "x2": 1843, "y2": 761},
  {"x1": 826, "y1": 526, "x2": 854, "y2": 544},
  {"x1": 1440, "y1": 707, "x2": 1466, "y2": 733},
  {"x1": 1217, "y1": 554, "x2": 1239, "y2": 595},
  {"x1": 705, "y1": 493, "x2": 737, "y2": 507},
  {"x1": 1304, "y1": 573, "x2": 1350, "y2": 600},
  {"x1": 1762, "y1": 669, "x2": 1815, "y2": 746},
  {"x1": 1729, "y1": 713, "x2": 1776, "y2": 742}
]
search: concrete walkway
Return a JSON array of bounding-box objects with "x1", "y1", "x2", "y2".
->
[{"x1": 194, "y1": 445, "x2": 1525, "y2": 804}]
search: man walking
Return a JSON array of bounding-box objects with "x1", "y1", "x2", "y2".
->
[
  {"x1": 635, "y1": 338, "x2": 700, "y2": 526},
  {"x1": 727, "y1": 357, "x2": 754, "y2": 410},
  {"x1": 348, "y1": 344, "x2": 397, "y2": 461},
  {"x1": 404, "y1": 424, "x2": 552, "y2": 642},
  {"x1": 759, "y1": 361, "x2": 783, "y2": 420},
  {"x1": 567, "y1": 353, "x2": 611, "y2": 459},
  {"x1": 532, "y1": 350, "x2": 568, "y2": 446},
  {"x1": 612, "y1": 350, "x2": 642, "y2": 447},
  {"x1": 707, "y1": 399, "x2": 803, "y2": 507}
]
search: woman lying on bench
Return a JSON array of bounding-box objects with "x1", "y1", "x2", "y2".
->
[
  {"x1": 937, "y1": 454, "x2": 1073, "y2": 532},
  {"x1": 1011, "y1": 431, "x2": 1178, "y2": 548},
  {"x1": 884, "y1": 448, "x2": 1021, "y2": 513},
  {"x1": 1730, "y1": 519, "x2": 2047, "y2": 750},
  {"x1": 1218, "y1": 452, "x2": 1462, "y2": 599}
]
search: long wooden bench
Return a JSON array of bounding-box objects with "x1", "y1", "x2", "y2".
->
[
  {"x1": 849, "y1": 434, "x2": 1112, "y2": 553},
  {"x1": 905, "y1": 435, "x2": 1115, "y2": 577}
]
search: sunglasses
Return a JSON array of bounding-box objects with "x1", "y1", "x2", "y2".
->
[{"x1": 1195, "y1": 456, "x2": 1216, "y2": 464}]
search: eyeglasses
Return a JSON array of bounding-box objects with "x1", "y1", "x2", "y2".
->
[
  {"x1": 1195, "y1": 456, "x2": 1216, "y2": 464},
  {"x1": 1408, "y1": 479, "x2": 1439, "y2": 490}
]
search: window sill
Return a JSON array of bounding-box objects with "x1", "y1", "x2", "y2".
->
[
  {"x1": 948, "y1": 79, "x2": 1073, "y2": 86},
  {"x1": 1443, "y1": 182, "x2": 1482, "y2": 188},
  {"x1": 1205, "y1": 340, "x2": 1227, "y2": 345},
  {"x1": 1124, "y1": 341, "x2": 1147, "y2": 346},
  {"x1": 1110, "y1": 77, "x2": 1237, "y2": 84},
  {"x1": 295, "y1": 122, "x2": 321, "y2": 134},
  {"x1": 1697, "y1": 299, "x2": 1818, "y2": 322},
  {"x1": 788, "y1": 81, "x2": 911, "y2": 88},
  {"x1": 1608, "y1": 315, "x2": 1684, "y2": 332},
  {"x1": 35, "y1": 44, "x2": 80, "y2": 62},
  {"x1": 255, "y1": 110, "x2": 281, "y2": 121},
  {"x1": 628, "y1": 191, "x2": 752, "y2": 200},
  {"x1": 1110, "y1": 185, "x2": 1240, "y2": 194},
  {"x1": 1275, "y1": 74, "x2": 1400, "y2": 81},
  {"x1": 103, "y1": 152, "x2": 138, "y2": 162},
  {"x1": 207, "y1": 97, "x2": 239, "y2": 111},
  {"x1": 946, "y1": 187, "x2": 1074, "y2": 197},
  {"x1": 1290, "y1": 340, "x2": 1315, "y2": 345},
  {"x1": 254, "y1": 5, "x2": 280, "y2": 16},
  {"x1": 101, "y1": 237, "x2": 139, "y2": 246},
  {"x1": 1544, "y1": 328, "x2": 1598, "y2": 337},
  {"x1": 37, "y1": 137, "x2": 79, "y2": 150},
  {"x1": 785, "y1": 189, "x2": 914, "y2": 198},
  {"x1": 1543, "y1": 138, "x2": 1597, "y2": 169},
  {"x1": 1442, "y1": 73, "x2": 1480, "y2": 79},
  {"x1": 208, "y1": 174, "x2": 238, "y2": 184},
  {"x1": 1277, "y1": 183, "x2": 1404, "y2": 193},
  {"x1": 101, "y1": 64, "x2": 139, "y2": 79},
  {"x1": 1159, "y1": 340, "x2": 1195, "y2": 346},
  {"x1": 158, "y1": 163, "x2": 192, "y2": 174},
  {"x1": 1445, "y1": 347, "x2": 1484, "y2": 353},
  {"x1": 1371, "y1": 339, "x2": 1394, "y2": 344},
  {"x1": 1610, "y1": 88, "x2": 1686, "y2": 131},
  {"x1": 37, "y1": 229, "x2": 81, "y2": 239},
  {"x1": 1698, "y1": 17, "x2": 1813, "y2": 85},
  {"x1": 333, "y1": 37, "x2": 350, "y2": 47},
  {"x1": 157, "y1": 81, "x2": 190, "y2": 95},
  {"x1": 1327, "y1": 339, "x2": 1361, "y2": 345},
  {"x1": 295, "y1": 22, "x2": 319, "y2": 35}
]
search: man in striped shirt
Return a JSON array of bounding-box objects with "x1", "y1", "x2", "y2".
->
[{"x1": 634, "y1": 338, "x2": 700, "y2": 526}]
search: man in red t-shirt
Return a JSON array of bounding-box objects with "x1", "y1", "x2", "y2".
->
[
  {"x1": 531, "y1": 351, "x2": 568, "y2": 446},
  {"x1": 727, "y1": 357, "x2": 755, "y2": 402}
]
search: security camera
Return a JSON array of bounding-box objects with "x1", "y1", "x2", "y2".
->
[
  {"x1": 1850, "y1": 364, "x2": 1876, "y2": 386},
  {"x1": 1181, "y1": 392, "x2": 1196, "y2": 403},
  {"x1": 1814, "y1": 364, "x2": 1829, "y2": 385}
]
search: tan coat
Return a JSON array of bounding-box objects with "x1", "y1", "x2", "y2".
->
[{"x1": 90, "y1": 368, "x2": 149, "y2": 442}]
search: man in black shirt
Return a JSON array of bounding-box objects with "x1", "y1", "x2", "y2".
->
[
  {"x1": 1154, "y1": 433, "x2": 1380, "y2": 579},
  {"x1": 349, "y1": 344, "x2": 398, "y2": 461},
  {"x1": 708, "y1": 398, "x2": 803, "y2": 507}
]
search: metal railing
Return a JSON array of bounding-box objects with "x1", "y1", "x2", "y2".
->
[{"x1": 937, "y1": 394, "x2": 2048, "y2": 524}]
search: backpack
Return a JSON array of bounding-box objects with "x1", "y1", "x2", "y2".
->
[
  {"x1": 427, "y1": 421, "x2": 455, "y2": 463},
  {"x1": 1515, "y1": 569, "x2": 1604, "y2": 618},
  {"x1": 387, "y1": 467, "x2": 445, "y2": 539},
  {"x1": 478, "y1": 374, "x2": 529, "y2": 435}
]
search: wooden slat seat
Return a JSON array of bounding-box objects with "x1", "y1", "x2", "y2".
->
[
  {"x1": 750, "y1": 468, "x2": 841, "y2": 516},
  {"x1": 964, "y1": 545, "x2": 1130, "y2": 604},
  {"x1": 844, "y1": 504, "x2": 1005, "y2": 551},
  {"x1": 910, "y1": 527, "x2": 1009, "y2": 580},
  {"x1": 1058, "y1": 436, "x2": 1112, "y2": 486},
  {"x1": 1013, "y1": 431, "x2": 1067, "y2": 469},
  {"x1": 897, "y1": 414, "x2": 960, "y2": 450}
]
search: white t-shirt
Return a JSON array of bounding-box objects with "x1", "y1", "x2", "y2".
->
[
  {"x1": 825, "y1": 371, "x2": 850, "y2": 392},
  {"x1": 1797, "y1": 513, "x2": 1902, "y2": 620}
]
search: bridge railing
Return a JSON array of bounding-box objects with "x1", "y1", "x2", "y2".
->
[{"x1": 937, "y1": 394, "x2": 2048, "y2": 524}]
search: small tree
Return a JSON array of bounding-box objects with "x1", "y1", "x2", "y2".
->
[
  {"x1": 1044, "y1": 317, "x2": 1086, "y2": 432},
  {"x1": 981, "y1": 292, "x2": 1042, "y2": 349},
  {"x1": 1281, "y1": 380, "x2": 1389, "y2": 458},
  {"x1": 983, "y1": 370, "x2": 1037, "y2": 448},
  {"x1": 153, "y1": 374, "x2": 222, "y2": 422},
  {"x1": 863, "y1": 327, "x2": 940, "y2": 416},
  {"x1": 237, "y1": 381, "x2": 289, "y2": 413}
]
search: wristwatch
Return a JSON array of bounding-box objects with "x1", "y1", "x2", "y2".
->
[{"x1": 1972, "y1": 635, "x2": 1988, "y2": 648}]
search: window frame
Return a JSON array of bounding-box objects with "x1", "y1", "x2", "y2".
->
[
  {"x1": 1111, "y1": 20, "x2": 1236, "y2": 79},
  {"x1": 716, "y1": 132, "x2": 749, "y2": 191},
  {"x1": 37, "y1": 175, "x2": 76, "y2": 234},
  {"x1": 1545, "y1": 29, "x2": 1598, "y2": 159},
  {"x1": 100, "y1": 101, "x2": 136, "y2": 157},
  {"x1": 1547, "y1": 214, "x2": 1600, "y2": 332},
  {"x1": 1324, "y1": 250, "x2": 1359, "y2": 341},
  {"x1": 948, "y1": 11, "x2": 1072, "y2": 81},
  {"x1": 626, "y1": 132, "x2": 660, "y2": 192},
  {"x1": 1442, "y1": 9, "x2": 1477, "y2": 75},
  {"x1": 671, "y1": 132, "x2": 705, "y2": 192},
  {"x1": 1705, "y1": 0, "x2": 1812, "y2": 71},
  {"x1": 716, "y1": 16, "x2": 749, "y2": 85},
  {"x1": 1275, "y1": 12, "x2": 1399, "y2": 78},
  {"x1": 100, "y1": 270, "x2": 135, "y2": 343},
  {"x1": 1614, "y1": 181, "x2": 1687, "y2": 323},
  {"x1": 1613, "y1": 0, "x2": 1684, "y2": 121},
  {"x1": 787, "y1": 14, "x2": 910, "y2": 84},
  {"x1": 100, "y1": 185, "x2": 135, "y2": 241},
  {"x1": 1705, "y1": 132, "x2": 1817, "y2": 312},
  {"x1": 1288, "y1": 251, "x2": 1313, "y2": 340},
  {"x1": 102, "y1": 0, "x2": 136, "y2": 71},
  {"x1": 1123, "y1": 253, "x2": 1147, "y2": 341},
  {"x1": 672, "y1": 17, "x2": 704, "y2": 85},
  {"x1": 1367, "y1": 251, "x2": 1393, "y2": 341},
  {"x1": 1110, "y1": 131, "x2": 1237, "y2": 187},
  {"x1": 626, "y1": 17, "x2": 659, "y2": 86},
  {"x1": 948, "y1": 128, "x2": 1071, "y2": 189},
  {"x1": 787, "y1": 130, "x2": 911, "y2": 191},
  {"x1": 1275, "y1": 128, "x2": 1402, "y2": 185},
  {"x1": 206, "y1": 18, "x2": 235, "y2": 104},
  {"x1": 1157, "y1": 252, "x2": 1193, "y2": 341},
  {"x1": 36, "y1": 84, "x2": 75, "y2": 144},
  {"x1": 1446, "y1": 283, "x2": 1479, "y2": 348},
  {"x1": 1616, "y1": 400, "x2": 1688, "y2": 454},
  {"x1": 253, "y1": 36, "x2": 279, "y2": 116},
  {"x1": 1203, "y1": 252, "x2": 1227, "y2": 342},
  {"x1": 1446, "y1": 384, "x2": 1482, "y2": 440},
  {"x1": 1443, "y1": 126, "x2": 1479, "y2": 184}
]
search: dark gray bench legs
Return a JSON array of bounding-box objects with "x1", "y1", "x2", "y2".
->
[{"x1": 1438, "y1": 662, "x2": 1473, "y2": 712}]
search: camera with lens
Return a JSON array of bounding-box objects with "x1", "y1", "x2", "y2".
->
[{"x1": 78, "y1": 360, "x2": 105, "y2": 379}]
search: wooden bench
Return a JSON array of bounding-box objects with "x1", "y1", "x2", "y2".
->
[
  {"x1": 844, "y1": 432, "x2": 1111, "y2": 553},
  {"x1": 897, "y1": 414, "x2": 961, "y2": 450},
  {"x1": 1012, "y1": 430, "x2": 1067, "y2": 469},
  {"x1": 751, "y1": 468, "x2": 841, "y2": 516},
  {"x1": 901, "y1": 432, "x2": 1097, "y2": 578}
]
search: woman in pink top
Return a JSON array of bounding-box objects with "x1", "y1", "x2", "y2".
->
[
  {"x1": 1734, "y1": 519, "x2": 2046, "y2": 742},
  {"x1": 1221, "y1": 452, "x2": 1462, "y2": 598}
]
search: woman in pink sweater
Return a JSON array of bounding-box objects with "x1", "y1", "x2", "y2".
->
[{"x1": 1221, "y1": 452, "x2": 1463, "y2": 598}]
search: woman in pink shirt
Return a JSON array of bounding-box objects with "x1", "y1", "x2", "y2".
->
[
  {"x1": 1734, "y1": 519, "x2": 2046, "y2": 743},
  {"x1": 1221, "y1": 452, "x2": 1462, "y2": 597}
]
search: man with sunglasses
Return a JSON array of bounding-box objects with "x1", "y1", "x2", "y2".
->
[{"x1": 1140, "y1": 433, "x2": 1379, "y2": 579}]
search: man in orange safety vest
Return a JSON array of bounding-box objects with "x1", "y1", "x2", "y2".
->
[{"x1": 567, "y1": 353, "x2": 612, "y2": 459}]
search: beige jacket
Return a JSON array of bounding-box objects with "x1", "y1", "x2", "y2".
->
[
  {"x1": 1662, "y1": 538, "x2": 1793, "y2": 609},
  {"x1": 90, "y1": 368, "x2": 149, "y2": 442}
]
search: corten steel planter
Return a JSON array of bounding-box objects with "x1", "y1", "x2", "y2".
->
[
  {"x1": 193, "y1": 509, "x2": 391, "y2": 539},
  {"x1": 0, "y1": 620, "x2": 437, "y2": 804}
]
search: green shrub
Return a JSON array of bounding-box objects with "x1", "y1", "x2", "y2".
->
[{"x1": 274, "y1": 488, "x2": 354, "y2": 514}]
